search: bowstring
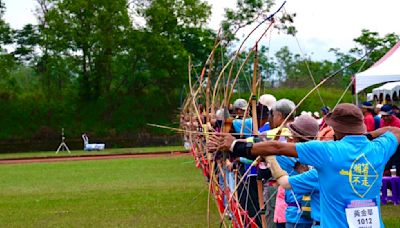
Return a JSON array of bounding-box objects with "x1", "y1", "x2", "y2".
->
[
  {"x1": 244, "y1": 178, "x2": 279, "y2": 228},
  {"x1": 236, "y1": 167, "x2": 263, "y2": 228},
  {"x1": 198, "y1": 135, "x2": 230, "y2": 227},
  {"x1": 282, "y1": 6, "x2": 326, "y2": 108},
  {"x1": 334, "y1": 50, "x2": 373, "y2": 109}
]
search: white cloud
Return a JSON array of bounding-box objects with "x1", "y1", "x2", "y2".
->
[
  {"x1": 206, "y1": 0, "x2": 400, "y2": 60},
  {"x1": 3, "y1": 0, "x2": 400, "y2": 60},
  {"x1": 3, "y1": 0, "x2": 37, "y2": 29}
]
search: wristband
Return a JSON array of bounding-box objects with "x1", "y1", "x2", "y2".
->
[
  {"x1": 365, "y1": 133, "x2": 373, "y2": 141},
  {"x1": 245, "y1": 142, "x2": 253, "y2": 157},
  {"x1": 232, "y1": 141, "x2": 246, "y2": 157},
  {"x1": 232, "y1": 142, "x2": 253, "y2": 157},
  {"x1": 230, "y1": 139, "x2": 238, "y2": 152}
]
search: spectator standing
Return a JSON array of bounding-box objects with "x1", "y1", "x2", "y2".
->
[
  {"x1": 361, "y1": 101, "x2": 375, "y2": 131},
  {"x1": 319, "y1": 106, "x2": 330, "y2": 130},
  {"x1": 374, "y1": 104, "x2": 382, "y2": 130},
  {"x1": 392, "y1": 105, "x2": 400, "y2": 118},
  {"x1": 380, "y1": 104, "x2": 400, "y2": 128}
]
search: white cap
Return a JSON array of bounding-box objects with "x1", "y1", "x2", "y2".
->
[
  {"x1": 233, "y1": 98, "x2": 248, "y2": 111},
  {"x1": 376, "y1": 104, "x2": 383, "y2": 109},
  {"x1": 313, "y1": 112, "x2": 320, "y2": 118},
  {"x1": 301, "y1": 111, "x2": 307, "y2": 115},
  {"x1": 216, "y1": 109, "x2": 224, "y2": 120},
  {"x1": 259, "y1": 94, "x2": 277, "y2": 109}
]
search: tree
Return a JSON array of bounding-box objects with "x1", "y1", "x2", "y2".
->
[
  {"x1": 221, "y1": 0, "x2": 297, "y2": 43},
  {"x1": 0, "y1": 1, "x2": 17, "y2": 99},
  {"x1": 35, "y1": 0, "x2": 131, "y2": 100},
  {"x1": 128, "y1": 0, "x2": 215, "y2": 104},
  {"x1": 13, "y1": 24, "x2": 40, "y2": 64},
  {"x1": 329, "y1": 29, "x2": 400, "y2": 88}
]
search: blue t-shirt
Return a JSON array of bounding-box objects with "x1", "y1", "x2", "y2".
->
[
  {"x1": 296, "y1": 132, "x2": 398, "y2": 228},
  {"x1": 374, "y1": 115, "x2": 381, "y2": 130},
  {"x1": 277, "y1": 156, "x2": 312, "y2": 224},
  {"x1": 277, "y1": 155, "x2": 298, "y2": 176},
  {"x1": 258, "y1": 122, "x2": 271, "y2": 133},
  {"x1": 232, "y1": 118, "x2": 253, "y2": 137},
  {"x1": 289, "y1": 169, "x2": 320, "y2": 223}
]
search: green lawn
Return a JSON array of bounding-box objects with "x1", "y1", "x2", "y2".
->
[
  {"x1": 0, "y1": 145, "x2": 186, "y2": 160},
  {"x1": 0, "y1": 156, "x2": 219, "y2": 227},
  {"x1": 0, "y1": 155, "x2": 398, "y2": 227},
  {"x1": 381, "y1": 204, "x2": 400, "y2": 226}
]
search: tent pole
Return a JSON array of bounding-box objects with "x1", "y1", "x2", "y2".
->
[{"x1": 356, "y1": 93, "x2": 359, "y2": 105}]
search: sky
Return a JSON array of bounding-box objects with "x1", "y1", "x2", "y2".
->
[{"x1": 3, "y1": 0, "x2": 400, "y2": 60}]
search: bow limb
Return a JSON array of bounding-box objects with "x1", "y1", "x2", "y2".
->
[
  {"x1": 187, "y1": 29, "x2": 222, "y2": 128},
  {"x1": 206, "y1": 30, "x2": 222, "y2": 120},
  {"x1": 198, "y1": 3, "x2": 288, "y2": 226},
  {"x1": 211, "y1": 57, "x2": 235, "y2": 113},
  {"x1": 228, "y1": 49, "x2": 255, "y2": 105},
  {"x1": 237, "y1": 20, "x2": 274, "y2": 136},
  {"x1": 205, "y1": 34, "x2": 219, "y2": 228},
  {"x1": 216, "y1": 6, "x2": 283, "y2": 225},
  {"x1": 197, "y1": 31, "x2": 222, "y2": 114},
  {"x1": 191, "y1": 29, "x2": 230, "y2": 228},
  {"x1": 228, "y1": 44, "x2": 263, "y2": 228},
  {"x1": 251, "y1": 43, "x2": 269, "y2": 228},
  {"x1": 224, "y1": 1, "x2": 286, "y2": 108},
  {"x1": 227, "y1": 21, "x2": 275, "y2": 104},
  {"x1": 188, "y1": 56, "x2": 204, "y2": 127},
  {"x1": 239, "y1": 80, "x2": 261, "y2": 137},
  {"x1": 237, "y1": 43, "x2": 261, "y2": 138}
]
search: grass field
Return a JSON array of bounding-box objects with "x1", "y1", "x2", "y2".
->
[
  {"x1": 0, "y1": 155, "x2": 398, "y2": 227},
  {"x1": 0, "y1": 145, "x2": 186, "y2": 159},
  {"x1": 0, "y1": 155, "x2": 220, "y2": 227}
]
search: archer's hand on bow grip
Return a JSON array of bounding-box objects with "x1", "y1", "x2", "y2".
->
[
  {"x1": 266, "y1": 155, "x2": 287, "y2": 179},
  {"x1": 207, "y1": 134, "x2": 223, "y2": 153},
  {"x1": 207, "y1": 134, "x2": 234, "y2": 153}
]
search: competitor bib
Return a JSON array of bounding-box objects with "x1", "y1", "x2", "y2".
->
[{"x1": 345, "y1": 200, "x2": 380, "y2": 228}]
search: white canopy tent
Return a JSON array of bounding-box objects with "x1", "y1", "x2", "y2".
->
[
  {"x1": 371, "y1": 81, "x2": 400, "y2": 101},
  {"x1": 355, "y1": 41, "x2": 400, "y2": 95}
]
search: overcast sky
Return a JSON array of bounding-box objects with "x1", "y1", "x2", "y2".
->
[{"x1": 3, "y1": 0, "x2": 400, "y2": 60}]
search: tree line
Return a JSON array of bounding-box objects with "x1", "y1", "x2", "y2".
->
[{"x1": 0, "y1": 0, "x2": 398, "y2": 144}]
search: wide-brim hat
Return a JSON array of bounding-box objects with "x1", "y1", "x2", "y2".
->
[
  {"x1": 287, "y1": 114, "x2": 319, "y2": 141},
  {"x1": 325, "y1": 103, "x2": 366, "y2": 134}
]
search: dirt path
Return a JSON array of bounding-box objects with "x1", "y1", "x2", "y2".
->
[{"x1": 0, "y1": 152, "x2": 189, "y2": 165}]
